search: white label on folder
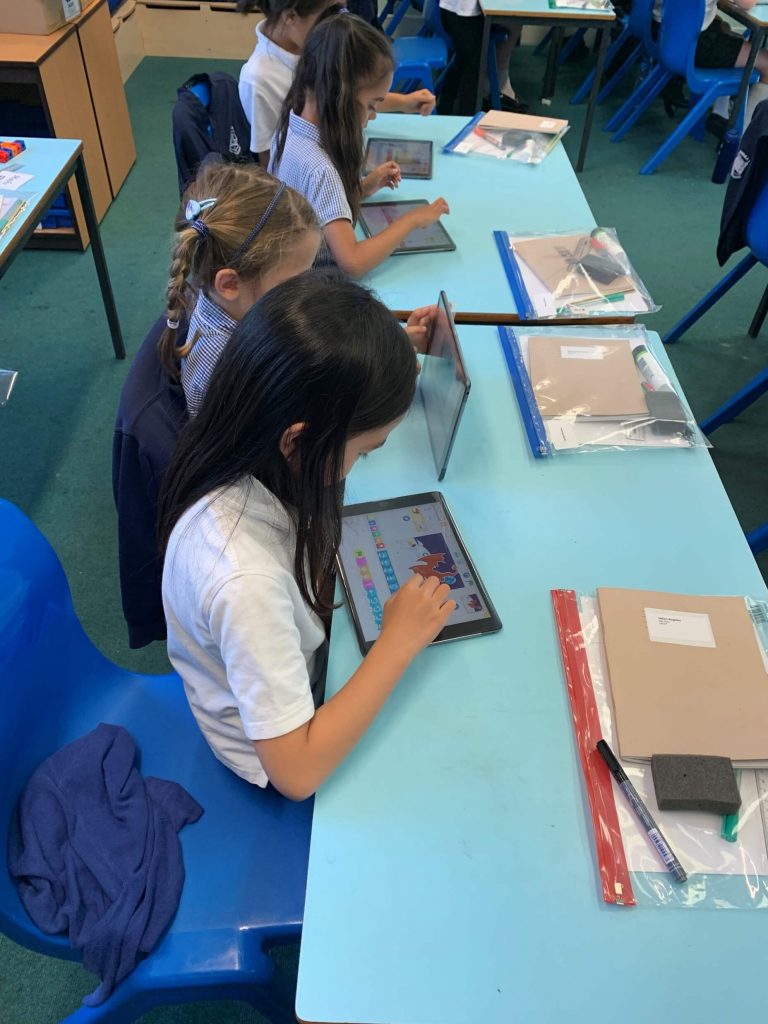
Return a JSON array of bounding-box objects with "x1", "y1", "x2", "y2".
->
[
  {"x1": 540, "y1": 119, "x2": 557, "y2": 130},
  {"x1": 644, "y1": 608, "x2": 716, "y2": 648},
  {"x1": 0, "y1": 170, "x2": 32, "y2": 190},
  {"x1": 560, "y1": 345, "x2": 604, "y2": 360}
]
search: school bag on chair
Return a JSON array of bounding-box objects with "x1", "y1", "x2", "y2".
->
[{"x1": 172, "y1": 72, "x2": 254, "y2": 196}]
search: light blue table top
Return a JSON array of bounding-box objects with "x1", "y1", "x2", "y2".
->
[
  {"x1": 297, "y1": 326, "x2": 767, "y2": 1024},
  {"x1": 362, "y1": 114, "x2": 596, "y2": 321},
  {"x1": 480, "y1": 0, "x2": 614, "y2": 18},
  {"x1": 0, "y1": 137, "x2": 81, "y2": 270},
  {"x1": 719, "y1": 0, "x2": 768, "y2": 28}
]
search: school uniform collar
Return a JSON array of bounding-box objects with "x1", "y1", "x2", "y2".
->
[
  {"x1": 257, "y1": 22, "x2": 299, "y2": 72},
  {"x1": 191, "y1": 289, "x2": 238, "y2": 339},
  {"x1": 288, "y1": 110, "x2": 322, "y2": 143}
]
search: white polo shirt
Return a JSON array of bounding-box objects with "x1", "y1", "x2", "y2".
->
[
  {"x1": 162, "y1": 477, "x2": 326, "y2": 786},
  {"x1": 439, "y1": 0, "x2": 481, "y2": 17},
  {"x1": 239, "y1": 22, "x2": 298, "y2": 154}
]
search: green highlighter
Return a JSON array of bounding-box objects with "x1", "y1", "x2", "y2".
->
[{"x1": 722, "y1": 770, "x2": 741, "y2": 843}]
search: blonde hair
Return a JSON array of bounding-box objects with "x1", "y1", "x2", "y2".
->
[{"x1": 159, "y1": 159, "x2": 318, "y2": 377}]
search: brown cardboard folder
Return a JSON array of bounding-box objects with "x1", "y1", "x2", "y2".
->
[
  {"x1": 513, "y1": 234, "x2": 634, "y2": 303},
  {"x1": 527, "y1": 336, "x2": 648, "y2": 418},
  {"x1": 597, "y1": 588, "x2": 768, "y2": 765}
]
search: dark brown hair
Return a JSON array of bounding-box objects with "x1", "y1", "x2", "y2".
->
[
  {"x1": 236, "y1": 0, "x2": 335, "y2": 28},
  {"x1": 159, "y1": 272, "x2": 417, "y2": 616},
  {"x1": 272, "y1": 14, "x2": 394, "y2": 221}
]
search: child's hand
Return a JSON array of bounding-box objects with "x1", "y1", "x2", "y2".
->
[
  {"x1": 405, "y1": 304, "x2": 437, "y2": 354},
  {"x1": 402, "y1": 89, "x2": 436, "y2": 116},
  {"x1": 377, "y1": 574, "x2": 456, "y2": 661},
  {"x1": 362, "y1": 160, "x2": 401, "y2": 196},
  {"x1": 407, "y1": 197, "x2": 449, "y2": 230}
]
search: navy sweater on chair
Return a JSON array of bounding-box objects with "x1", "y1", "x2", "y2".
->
[{"x1": 113, "y1": 315, "x2": 189, "y2": 648}]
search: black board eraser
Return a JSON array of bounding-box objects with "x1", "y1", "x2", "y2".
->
[{"x1": 651, "y1": 754, "x2": 742, "y2": 815}]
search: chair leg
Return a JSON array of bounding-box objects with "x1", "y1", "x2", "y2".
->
[
  {"x1": 699, "y1": 364, "x2": 768, "y2": 434},
  {"x1": 639, "y1": 88, "x2": 718, "y2": 174},
  {"x1": 597, "y1": 41, "x2": 644, "y2": 104},
  {"x1": 558, "y1": 27, "x2": 586, "y2": 66},
  {"x1": 604, "y1": 60, "x2": 663, "y2": 132},
  {"x1": 746, "y1": 522, "x2": 768, "y2": 555},
  {"x1": 533, "y1": 28, "x2": 553, "y2": 57},
  {"x1": 571, "y1": 24, "x2": 631, "y2": 104},
  {"x1": 663, "y1": 253, "x2": 758, "y2": 344},
  {"x1": 610, "y1": 62, "x2": 671, "y2": 135},
  {"x1": 610, "y1": 67, "x2": 672, "y2": 142},
  {"x1": 748, "y1": 282, "x2": 768, "y2": 337},
  {"x1": 688, "y1": 94, "x2": 708, "y2": 142}
]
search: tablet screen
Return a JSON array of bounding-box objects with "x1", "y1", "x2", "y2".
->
[
  {"x1": 358, "y1": 201, "x2": 455, "y2": 254},
  {"x1": 420, "y1": 292, "x2": 470, "y2": 480},
  {"x1": 364, "y1": 138, "x2": 433, "y2": 179},
  {"x1": 338, "y1": 495, "x2": 495, "y2": 646}
]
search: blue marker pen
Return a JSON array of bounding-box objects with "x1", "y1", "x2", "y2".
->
[{"x1": 597, "y1": 739, "x2": 687, "y2": 884}]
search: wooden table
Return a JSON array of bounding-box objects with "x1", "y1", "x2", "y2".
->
[
  {"x1": 0, "y1": 138, "x2": 124, "y2": 359},
  {"x1": 0, "y1": 0, "x2": 135, "y2": 250},
  {"x1": 476, "y1": 0, "x2": 615, "y2": 172}
]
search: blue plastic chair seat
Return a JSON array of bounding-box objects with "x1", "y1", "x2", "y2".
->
[
  {"x1": 0, "y1": 500, "x2": 312, "y2": 1023},
  {"x1": 393, "y1": 35, "x2": 449, "y2": 69}
]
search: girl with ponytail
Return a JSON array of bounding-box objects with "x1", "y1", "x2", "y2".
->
[{"x1": 159, "y1": 158, "x2": 320, "y2": 415}]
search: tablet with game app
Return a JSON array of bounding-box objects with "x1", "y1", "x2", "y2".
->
[
  {"x1": 337, "y1": 492, "x2": 502, "y2": 654},
  {"x1": 364, "y1": 137, "x2": 433, "y2": 179},
  {"x1": 358, "y1": 200, "x2": 456, "y2": 255},
  {"x1": 420, "y1": 291, "x2": 471, "y2": 481}
]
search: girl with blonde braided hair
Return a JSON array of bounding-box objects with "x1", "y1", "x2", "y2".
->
[{"x1": 159, "y1": 157, "x2": 320, "y2": 415}]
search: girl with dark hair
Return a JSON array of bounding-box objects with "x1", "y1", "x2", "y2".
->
[
  {"x1": 270, "y1": 14, "x2": 450, "y2": 277},
  {"x1": 238, "y1": 0, "x2": 435, "y2": 165},
  {"x1": 159, "y1": 273, "x2": 456, "y2": 800}
]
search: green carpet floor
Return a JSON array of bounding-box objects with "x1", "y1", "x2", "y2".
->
[{"x1": 1, "y1": 41, "x2": 767, "y2": 1023}]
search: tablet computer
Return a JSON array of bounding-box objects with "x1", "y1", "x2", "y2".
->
[
  {"x1": 420, "y1": 291, "x2": 470, "y2": 481},
  {"x1": 364, "y1": 137, "x2": 433, "y2": 179},
  {"x1": 337, "y1": 491, "x2": 502, "y2": 654},
  {"x1": 358, "y1": 200, "x2": 456, "y2": 255}
]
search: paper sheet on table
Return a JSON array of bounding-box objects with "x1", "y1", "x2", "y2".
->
[
  {"x1": 581, "y1": 596, "x2": 768, "y2": 878},
  {"x1": 515, "y1": 332, "x2": 693, "y2": 449},
  {"x1": 507, "y1": 235, "x2": 649, "y2": 317}
]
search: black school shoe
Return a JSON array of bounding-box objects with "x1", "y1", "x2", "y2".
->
[{"x1": 482, "y1": 94, "x2": 531, "y2": 114}]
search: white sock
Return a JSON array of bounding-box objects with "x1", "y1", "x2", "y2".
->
[
  {"x1": 746, "y1": 82, "x2": 768, "y2": 125},
  {"x1": 712, "y1": 95, "x2": 730, "y2": 117}
]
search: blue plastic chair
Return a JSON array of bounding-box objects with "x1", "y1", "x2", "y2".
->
[
  {"x1": 571, "y1": 10, "x2": 642, "y2": 106},
  {"x1": 603, "y1": 0, "x2": 666, "y2": 135},
  {"x1": 391, "y1": 0, "x2": 450, "y2": 94},
  {"x1": 389, "y1": 0, "x2": 506, "y2": 107},
  {"x1": 612, "y1": 0, "x2": 758, "y2": 174},
  {"x1": 0, "y1": 500, "x2": 312, "y2": 1024},
  {"x1": 664, "y1": 173, "x2": 768, "y2": 344},
  {"x1": 697, "y1": 366, "x2": 768, "y2": 556}
]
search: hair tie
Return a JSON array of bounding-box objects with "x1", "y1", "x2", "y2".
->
[
  {"x1": 166, "y1": 317, "x2": 180, "y2": 330},
  {"x1": 227, "y1": 182, "x2": 287, "y2": 265},
  {"x1": 192, "y1": 218, "x2": 209, "y2": 239}
]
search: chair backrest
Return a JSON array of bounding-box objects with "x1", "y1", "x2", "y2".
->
[
  {"x1": 629, "y1": 0, "x2": 660, "y2": 55},
  {"x1": 745, "y1": 174, "x2": 768, "y2": 265},
  {"x1": 0, "y1": 499, "x2": 313, "y2": 970},
  {"x1": 0, "y1": 500, "x2": 111, "y2": 954},
  {"x1": 658, "y1": 0, "x2": 705, "y2": 78},
  {"x1": 422, "y1": 0, "x2": 450, "y2": 46}
]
